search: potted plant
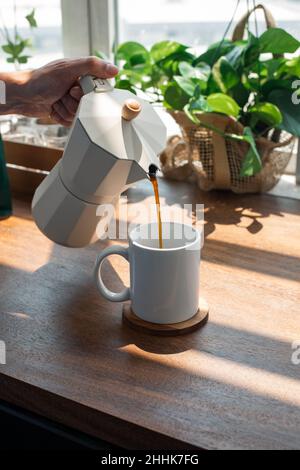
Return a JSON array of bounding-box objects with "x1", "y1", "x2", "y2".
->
[{"x1": 113, "y1": 4, "x2": 300, "y2": 193}]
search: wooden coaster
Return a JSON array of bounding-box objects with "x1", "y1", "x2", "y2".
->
[{"x1": 122, "y1": 298, "x2": 209, "y2": 336}]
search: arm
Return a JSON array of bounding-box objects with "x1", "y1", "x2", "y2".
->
[{"x1": 0, "y1": 57, "x2": 118, "y2": 126}]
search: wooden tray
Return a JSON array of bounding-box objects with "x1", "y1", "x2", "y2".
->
[{"x1": 4, "y1": 140, "x2": 62, "y2": 195}]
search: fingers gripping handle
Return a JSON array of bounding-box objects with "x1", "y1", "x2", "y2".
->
[
  {"x1": 94, "y1": 246, "x2": 131, "y2": 302},
  {"x1": 80, "y1": 75, "x2": 113, "y2": 95}
]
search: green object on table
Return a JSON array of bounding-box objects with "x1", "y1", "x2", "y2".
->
[{"x1": 0, "y1": 133, "x2": 12, "y2": 218}]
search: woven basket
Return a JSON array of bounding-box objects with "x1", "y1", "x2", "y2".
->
[{"x1": 160, "y1": 4, "x2": 296, "y2": 193}]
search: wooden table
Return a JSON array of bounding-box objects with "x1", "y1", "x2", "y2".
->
[{"x1": 0, "y1": 179, "x2": 300, "y2": 450}]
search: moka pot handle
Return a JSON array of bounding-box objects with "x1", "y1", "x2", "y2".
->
[{"x1": 79, "y1": 75, "x2": 113, "y2": 95}]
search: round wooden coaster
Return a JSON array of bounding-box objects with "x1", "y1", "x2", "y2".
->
[{"x1": 122, "y1": 298, "x2": 209, "y2": 336}]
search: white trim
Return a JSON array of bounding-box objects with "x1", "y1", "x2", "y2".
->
[
  {"x1": 61, "y1": 0, "x2": 117, "y2": 59},
  {"x1": 89, "y1": 0, "x2": 118, "y2": 59},
  {"x1": 61, "y1": 0, "x2": 90, "y2": 57}
]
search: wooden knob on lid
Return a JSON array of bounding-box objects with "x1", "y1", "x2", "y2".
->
[{"x1": 122, "y1": 99, "x2": 142, "y2": 121}]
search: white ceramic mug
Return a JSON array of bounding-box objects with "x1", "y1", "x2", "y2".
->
[{"x1": 94, "y1": 222, "x2": 201, "y2": 324}]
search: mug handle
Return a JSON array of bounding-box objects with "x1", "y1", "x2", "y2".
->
[{"x1": 94, "y1": 246, "x2": 131, "y2": 302}]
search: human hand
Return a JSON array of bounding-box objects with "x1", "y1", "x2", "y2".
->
[{"x1": 0, "y1": 57, "x2": 118, "y2": 126}]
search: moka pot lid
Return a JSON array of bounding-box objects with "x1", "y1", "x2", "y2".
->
[{"x1": 77, "y1": 77, "x2": 167, "y2": 175}]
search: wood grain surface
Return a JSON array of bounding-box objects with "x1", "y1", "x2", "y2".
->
[{"x1": 0, "y1": 178, "x2": 300, "y2": 450}]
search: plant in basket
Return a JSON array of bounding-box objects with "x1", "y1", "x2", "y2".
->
[{"x1": 112, "y1": 3, "x2": 300, "y2": 193}]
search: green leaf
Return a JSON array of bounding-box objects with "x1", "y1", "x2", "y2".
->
[
  {"x1": 262, "y1": 58, "x2": 286, "y2": 79},
  {"x1": 231, "y1": 82, "x2": 250, "y2": 108},
  {"x1": 118, "y1": 69, "x2": 144, "y2": 87},
  {"x1": 268, "y1": 89, "x2": 300, "y2": 136},
  {"x1": 1, "y1": 39, "x2": 27, "y2": 59},
  {"x1": 150, "y1": 41, "x2": 187, "y2": 63},
  {"x1": 2, "y1": 44, "x2": 14, "y2": 55},
  {"x1": 192, "y1": 84, "x2": 202, "y2": 100},
  {"x1": 184, "y1": 104, "x2": 199, "y2": 124},
  {"x1": 116, "y1": 42, "x2": 149, "y2": 63},
  {"x1": 189, "y1": 95, "x2": 212, "y2": 113},
  {"x1": 212, "y1": 56, "x2": 239, "y2": 93},
  {"x1": 14, "y1": 41, "x2": 26, "y2": 56},
  {"x1": 278, "y1": 57, "x2": 300, "y2": 78},
  {"x1": 6, "y1": 57, "x2": 15, "y2": 63},
  {"x1": 129, "y1": 52, "x2": 149, "y2": 66},
  {"x1": 123, "y1": 61, "x2": 151, "y2": 72},
  {"x1": 179, "y1": 61, "x2": 210, "y2": 80},
  {"x1": 164, "y1": 82, "x2": 190, "y2": 110},
  {"x1": 261, "y1": 79, "x2": 294, "y2": 98},
  {"x1": 243, "y1": 32, "x2": 260, "y2": 67},
  {"x1": 25, "y1": 9, "x2": 37, "y2": 28},
  {"x1": 194, "y1": 39, "x2": 234, "y2": 67},
  {"x1": 158, "y1": 57, "x2": 178, "y2": 78},
  {"x1": 205, "y1": 75, "x2": 222, "y2": 94},
  {"x1": 174, "y1": 76, "x2": 196, "y2": 97},
  {"x1": 240, "y1": 127, "x2": 262, "y2": 177},
  {"x1": 248, "y1": 102, "x2": 282, "y2": 127},
  {"x1": 207, "y1": 93, "x2": 240, "y2": 118},
  {"x1": 243, "y1": 72, "x2": 261, "y2": 92},
  {"x1": 259, "y1": 28, "x2": 300, "y2": 54},
  {"x1": 249, "y1": 60, "x2": 268, "y2": 79},
  {"x1": 158, "y1": 51, "x2": 195, "y2": 78},
  {"x1": 115, "y1": 78, "x2": 136, "y2": 94},
  {"x1": 17, "y1": 55, "x2": 30, "y2": 64},
  {"x1": 178, "y1": 61, "x2": 194, "y2": 77},
  {"x1": 225, "y1": 44, "x2": 246, "y2": 70},
  {"x1": 150, "y1": 64, "x2": 165, "y2": 88}
]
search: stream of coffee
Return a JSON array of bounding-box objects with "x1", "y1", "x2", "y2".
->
[{"x1": 149, "y1": 166, "x2": 163, "y2": 249}]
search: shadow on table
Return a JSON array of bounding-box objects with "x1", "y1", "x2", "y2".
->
[
  {"x1": 125, "y1": 179, "x2": 298, "y2": 238},
  {"x1": 2, "y1": 259, "x2": 300, "y2": 450},
  {"x1": 21, "y1": 257, "x2": 297, "y2": 383}
]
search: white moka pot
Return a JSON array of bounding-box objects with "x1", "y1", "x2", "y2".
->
[{"x1": 32, "y1": 76, "x2": 166, "y2": 247}]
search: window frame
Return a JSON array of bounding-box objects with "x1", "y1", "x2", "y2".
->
[{"x1": 61, "y1": 0, "x2": 118, "y2": 59}]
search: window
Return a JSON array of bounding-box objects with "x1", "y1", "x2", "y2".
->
[
  {"x1": 118, "y1": 0, "x2": 300, "y2": 52},
  {"x1": 0, "y1": 0, "x2": 63, "y2": 70}
]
